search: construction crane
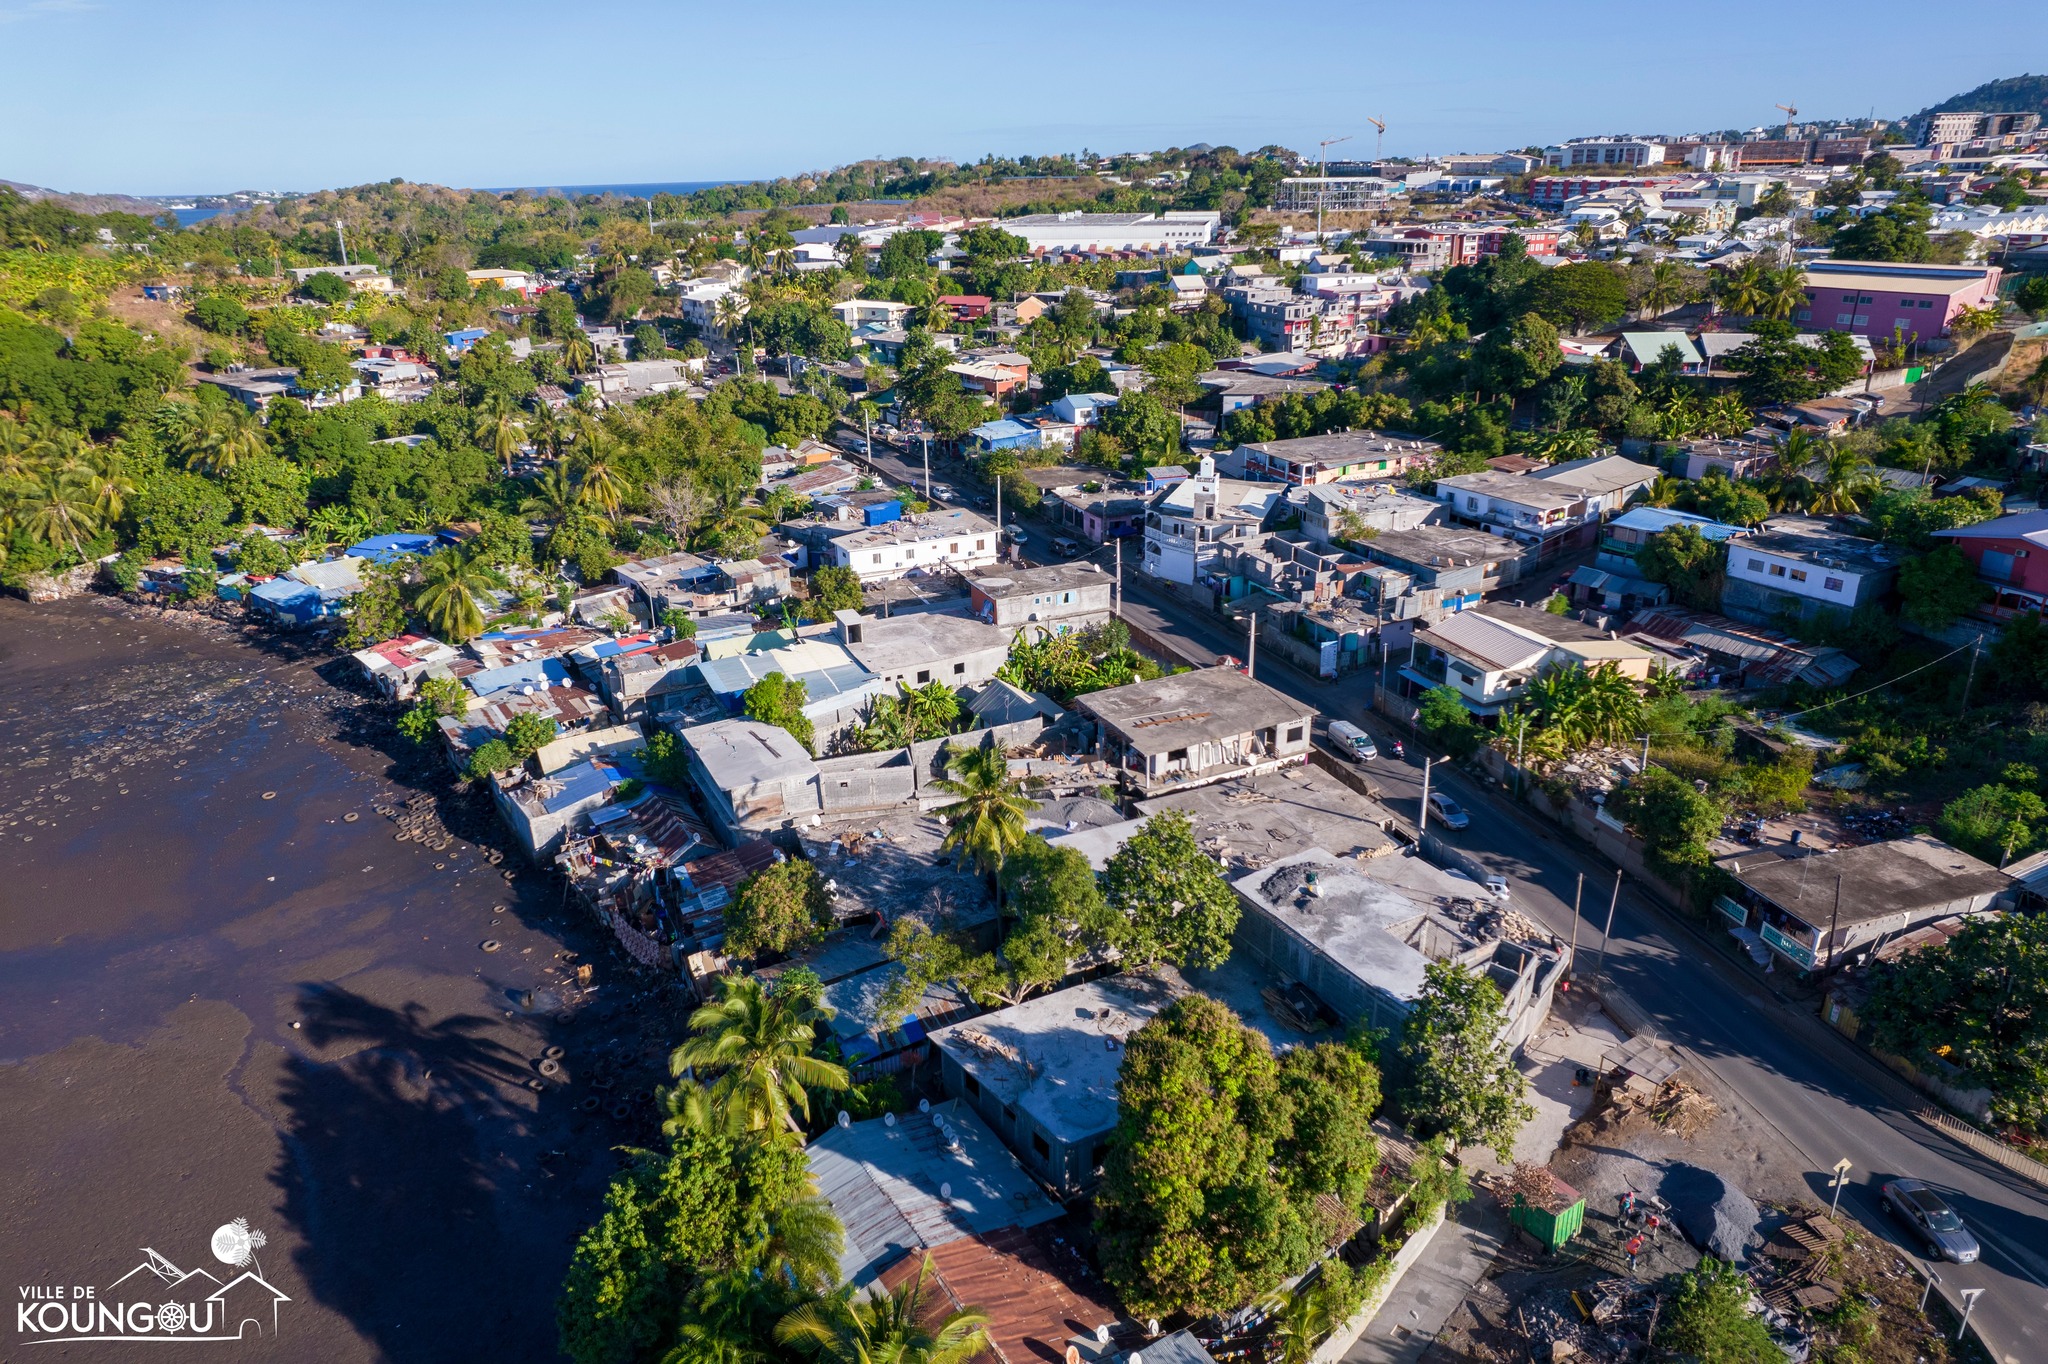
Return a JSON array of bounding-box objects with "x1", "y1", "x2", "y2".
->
[
  {"x1": 1775, "y1": 102, "x2": 1799, "y2": 135},
  {"x1": 1315, "y1": 135, "x2": 1353, "y2": 242},
  {"x1": 1367, "y1": 116, "x2": 1387, "y2": 160}
]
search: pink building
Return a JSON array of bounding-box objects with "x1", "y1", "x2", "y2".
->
[
  {"x1": 1796, "y1": 260, "x2": 2001, "y2": 342},
  {"x1": 1933, "y1": 510, "x2": 2048, "y2": 622}
]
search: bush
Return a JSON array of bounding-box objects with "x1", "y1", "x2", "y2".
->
[
  {"x1": 503, "y1": 712, "x2": 559, "y2": 759},
  {"x1": 191, "y1": 294, "x2": 250, "y2": 336},
  {"x1": 723, "y1": 859, "x2": 831, "y2": 960},
  {"x1": 1417, "y1": 685, "x2": 1479, "y2": 757},
  {"x1": 466, "y1": 738, "x2": 518, "y2": 779}
]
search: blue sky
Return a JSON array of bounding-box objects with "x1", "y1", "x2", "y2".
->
[{"x1": 2, "y1": 0, "x2": 2042, "y2": 196}]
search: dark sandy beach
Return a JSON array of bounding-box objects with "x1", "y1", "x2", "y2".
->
[{"x1": 0, "y1": 597, "x2": 683, "y2": 1362}]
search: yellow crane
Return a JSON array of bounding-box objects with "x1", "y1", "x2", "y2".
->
[
  {"x1": 1775, "y1": 102, "x2": 1799, "y2": 135},
  {"x1": 1367, "y1": 116, "x2": 1387, "y2": 159}
]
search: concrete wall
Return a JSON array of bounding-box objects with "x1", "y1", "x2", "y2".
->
[
  {"x1": 1231, "y1": 898, "x2": 1408, "y2": 1031},
  {"x1": 935, "y1": 1049, "x2": 1099, "y2": 1190}
]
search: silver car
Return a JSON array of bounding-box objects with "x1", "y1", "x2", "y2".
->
[
  {"x1": 1428, "y1": 792, "x2": 1471, "y2": 830},
  {"x1": 1880, "y1": 1179, "x2": 1979, "y2": 1263}
]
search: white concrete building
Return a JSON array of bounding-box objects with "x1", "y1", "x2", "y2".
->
[
  {"x1": 999, "y1": 211, "x2": 1221, "y2": 255},
  {"x1": 1141, "y1": 457, "x2": 1283, "y2": 586},
  {"x1": 824, "y1": 508, "x2": 1000, "y2": 583},
  {"x1": 677, "y1": 278, "x2": 743, "y2": 332},
  {"x1": 829, "y1": 298, "x2": 916, "y2": 330}
]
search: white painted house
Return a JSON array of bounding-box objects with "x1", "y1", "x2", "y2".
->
[
  {"x1": 1141, "y1": 456, "x2": 1282, "y2": 586},
  {"x1": 824, "y1": 508, "x2": 1000, "y2": 583}
]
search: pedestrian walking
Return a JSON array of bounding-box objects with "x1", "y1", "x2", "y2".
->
[{"x1": 1627, "y1": 1235, "x2": 1644, "y2": 1274}]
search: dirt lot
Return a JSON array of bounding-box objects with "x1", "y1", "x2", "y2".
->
[{"x1": 1422, "y1": 1070, "x2": 1981, "y2": 1364}]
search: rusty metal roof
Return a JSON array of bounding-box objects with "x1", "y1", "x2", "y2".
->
[{"x1": 877, "y1": 1224, "x2": 1120, "y2": 1364}]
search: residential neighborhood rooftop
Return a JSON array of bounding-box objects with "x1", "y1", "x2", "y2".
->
[
  {"x1": 1719, "y1": 835, "x2": 2009, "y2": 927},
  {"x1": 1075, "y1": 667, "x2": 1309, "y2": 757}
]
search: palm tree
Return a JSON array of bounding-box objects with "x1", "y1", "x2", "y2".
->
[
  {"x1": 668, "y1": 975, "x2": 848, "y2": 1135},
  {"x1": 560, "y1": 331, "x2": 595, "y2": 375},
  {"x1": 1719, "y1": 259, "x2": 1769, "y2": 318},
  {"x1": 413, "y1": 547, "x2": 503, "y2": 643},
  {"x1": 19, "y1": 466, "x2": 101, "y2": 558},
  {"x1": 520, "y1": 463, "x2": 583, "y2": 527},
  {"x1": 1807, "y1": 445, "x2": 1881, "y2": 516},
  {"x1": 574, "y1": 430, "x2": 628, "y2": 517},
  {"x1": 697, "y1": 489, "x2": 772, "y2": 556},
  {"x1": 526, "y1": 401, "x2": 567, "y2": 461},
  {"x1": 1760, "y1": 266, "x2": 1810, "y2": 322},
  {"x1": 67, "y1": 441, "x2": 135, "y2": 523},
  {"x1": 774, "y1": 1256, "x2": 990, "y2": 1364},
  {"x1": 182, "y1": 403, "x2": 268, "y2": 477},
  {"x1": 1700, "y1": 393, "x2": 1751, "y2": 437},
  {"x1": 932, "y1": 741, "x2": 1032, "y2": 880},
  {"x1": 1640, "y1": 261, "x2": 1690, "y2": 318},
  {"x1": 1578, "y1": 666, "x2": 1646, "y2": 747},
  {"x1": 1643, "y1": 473, "x2": 1687, "y2": 507},
  {"x1": 473, "y1": 395, "x2": 526, "y2": 476},
  {"x1": 713, "y1": 293, "x2": 748, "y2": 342},
  {"x1": 667, "y1": 1271, "x2": 784, "y2": 1364}
]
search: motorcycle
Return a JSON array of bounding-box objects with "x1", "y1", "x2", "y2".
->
[{"x1": 1388, "y1": 739, "x2": 1406, "y2": 761}]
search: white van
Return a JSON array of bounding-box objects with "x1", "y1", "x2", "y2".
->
[{"x1": 1328, "y1": 720, "x2": 1378, "y2": 762}]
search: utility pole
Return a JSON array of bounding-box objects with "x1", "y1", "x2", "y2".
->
[
  {"x1": 921, "y1": 430, "x2": 932, "y2": 500},
  {"x1": 1113, "y1": 535, "x2": 1122, "y2": 614},
  {"x1": 1592, "y1": 867, "x2": 1623, "y2": 980},
  {"x1": 994, "y1": 472, "x2": 1003, "y2": 561},
  {"x1": 1825, "y1": 874, "x2": 1843, "y2": 973},
  {"x1": 1419, "y1": 756, "x2": 1434, "y2": 836},
  {"x1": 1567, "y1": 873, "x2": 1585, "y2": 977},
  {"x1": 1640, "y1": 734, "x2": 1651, "y2": 773},
  {"x1": 1960, "y1": 634, "x2": 1982, "y2": 717},
  {"x1": 334, "y1": 219, "x2": 350, "y2": 267},
  {"x1": 1315, "y1": 135, "x2": 1353, "y2": 245},
  {"x1": 1246, "y1": 607, "x2": 1258, "y2": 681}
]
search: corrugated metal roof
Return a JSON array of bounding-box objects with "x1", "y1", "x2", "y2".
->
[
  {"x1": 878, "y1": 1224, "x2": 1119, "y2": 1364},
  {"x1": 1414, "y1": 611, "x2": 1550, "y2": 673},
  {"x1": 809, "y1": 1100, "x2": 1060, "y2": 1288}
]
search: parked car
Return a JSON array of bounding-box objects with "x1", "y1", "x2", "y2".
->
[
  {"x1": 1051, "y1": 536, "x2": 1081, "y2": 557},
  {"x1": 1427, "y1": 792, "x2": 1471, "y2": 830},
  {"x1": 1328, "y1": 720, "x2": 1378, "y2": 763},
  {"x1": 1484, "y1": 873, "x2": 1511, "y2": 900},
  {"x1": 1880, "y1": 1180, "x2": 1979, "y2": 1263}
]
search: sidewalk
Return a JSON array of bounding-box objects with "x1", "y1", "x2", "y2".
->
[{"x1": 1341, "y1": 1198, "x2": 1505, "y2": 1364}]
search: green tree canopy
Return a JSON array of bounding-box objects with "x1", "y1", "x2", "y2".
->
[
  {"x1": 1658, "y1": 1258, "x2": 1780, "y2": 1364},
  {"x1": 1636, "y1": 524, "x2": 1727, "y2": 611},
  {"x1": 743, "y1": 672, "x2": 815, "y2": 755},
  {"x1": 1392, "y1": 960, "x2": 1534, "y2": 1160},
  {"x1": 1095, "y1": 995, "x2": 1381, "y2": 1319},
  {"x1": 1897, "y1": 543, "x2": 1991, "y2": 631},
  {"x1": 1100, "y1": 810, "x2": 1239, "y2": 970},
  {"x1": 724, "y1": 858, "x2": 833, "y2": 961}
]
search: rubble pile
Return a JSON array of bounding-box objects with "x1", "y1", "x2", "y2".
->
[{"x1": 1517, "y1": 1280, "x2": 1654, "y2": 1364}]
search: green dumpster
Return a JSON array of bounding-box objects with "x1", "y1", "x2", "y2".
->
[{"x1": 1507, "y1": 1169, "x2": 1587, "y2": 1251}]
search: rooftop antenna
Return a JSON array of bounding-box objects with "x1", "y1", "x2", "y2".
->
[
  {"x1": 1775, "y1": 102, "x2": 1799, "y2": 136},
  {"x1": 1367, "y1": 116, "x2": 1388, "y2": 160},
  {"x1": 1315, "y1": 134, "x2": 1353, "y2": 243}
]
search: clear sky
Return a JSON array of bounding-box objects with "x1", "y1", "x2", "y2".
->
[{"x1": 2, "y1": 0, "x2": 2042, "y2": 197}]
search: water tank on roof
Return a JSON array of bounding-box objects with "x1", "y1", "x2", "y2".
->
[{"x1": 864, "y1": 500, "x2": 903, "y2": 526}]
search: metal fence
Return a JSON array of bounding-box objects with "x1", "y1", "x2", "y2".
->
[{"x1": 1914, "y1": 1107, "x2": 2048, "y2": 1192}]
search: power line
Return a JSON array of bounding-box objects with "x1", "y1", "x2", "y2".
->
[{"x1": 1771, "y1": 634, "x2": 1982, "y2": 724}]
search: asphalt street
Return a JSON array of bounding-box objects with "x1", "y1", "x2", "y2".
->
[{"x1": 842, "y1": 433, "x2": 2047, "y2": 1361}]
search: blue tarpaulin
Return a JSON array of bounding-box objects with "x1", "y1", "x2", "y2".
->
[
  {"x1": 467, "y1": 657, "x2": 572, "y2": 696},
  {"x1": 347, "y1": 533, "x2": 441, "y2": 564},
  {"x1": 249, "y1": 577, "x2": 324, "y2": 624}
]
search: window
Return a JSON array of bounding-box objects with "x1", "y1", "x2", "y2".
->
[
  {"x1": 963, "y1": 1073, "x2": 980, "y2": 1098},
  {"x1": 872, "y1": 553, "x2": 883, "y2": 564},
  {"x1": 1768, "y1": 564, "x2": 1786, "y2": 577},
  {"x1": 1466, "y1": 497, "x2": 1479, "y2": 510},
  {"x1": 953, "y1": 662, "x2": 966, "y2": 675},
  {"x1": 975, "y1": 539, "x2": 986, "y2": 550},
  {"x1": 1031, "y1": 1133, "x2": 1050, "y2": 1159},
  {"x1": 1747, "y1": 558, "x2": 1765, "y2": 571},
  {"x1": 916, "y1": 669, "x2": 931, "y2": 684},
  {"x1": 1286, "y1": 725, "x2": 1304, "y2": 743},
  {"x1": 1921, "y1": 299, "x2": 1935, "y2": 309},
  {"x1": 949, "y1": 543, "x2": 958, "y2": 554},
  {"x1": 1836, "y1": 313, "x2": 1854, "y2": 325},
  {"x1": 1789, "y1": 569, "x2": 1806, "y2": 583},
  {"x1": 1823, "y1": 576, "x2": 1844, "y2": 592},
  {"x1": 1002, "y1": 1104, "x2": 1016, "y2": 1126},
  {"x1": 1167, "y1": 747, "x2": 1189, "y2": 763},
  {"x1": 1981, "y1": 550, "x2": 2016, "y2": 583},
  {"x1": 1842, "y1": 293, "x2": 1857, "y2": 302}
]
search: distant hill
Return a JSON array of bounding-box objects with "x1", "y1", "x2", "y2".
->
[
  {"x1": 1, "y1": 177, "x2": 165, "y2": 216},
  {"x1": 1913, "y1": 74, "x2": 2048, "y2": 118}
]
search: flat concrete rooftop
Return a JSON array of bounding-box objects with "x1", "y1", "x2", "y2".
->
[{"x1": 1076, "y1": 667, "x2": 1309, "y2": 757}]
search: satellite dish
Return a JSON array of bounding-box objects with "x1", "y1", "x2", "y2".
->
[
  {"x1": 1146, "y1": 1319, "x2": 1160, "y2": 1335},
  {"x1": 837, "y1": 1110, "x2": 851, "y2": 1128},
  {"x1": 918, "y1": 1098, "x2": 931, "y2": 1112},
  {"x1": 940, "y1": 1182, "x2": 952, "y2": 1199},
  {"x1": 1094, "y1": 1325, "x2": 1112, "y2": 1344},
  {"x1": 883, "y1": 1112, "x2": 896, "y2": 1127}
]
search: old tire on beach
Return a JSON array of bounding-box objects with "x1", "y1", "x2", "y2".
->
[
  {"x1": 261, "y1": 791, "x2": 277, "y2": 800},
  {"x1": 481, "y1": 939, "x2": 501, "y2": 953},
  {"x1": 343, "y1": 812, "x2": 359, "y2": 822},
  {"x1": 537, "y1": 1058, "x2": 562, "y2": 1078},
  {"x1": 544, "y1": 1046, "x2": 565, "y2": 1060},
  {"x1": 610, "y1": 1102, "x2": 633, "y2": 1120},
  {"x1": 579, "y1": 1096, "x2": 601, "y2": 1113},
  {"x1": 527, "y1": 1079, "x2": 546, "y2": 1092}
]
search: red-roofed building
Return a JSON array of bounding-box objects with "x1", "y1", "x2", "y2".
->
[
  {"x1": 876, "y1": 1226, "x2": 1120, "y2": 1364},
  {"x1": 937, "y1": 294, "x2": 993, "y2": 322}
]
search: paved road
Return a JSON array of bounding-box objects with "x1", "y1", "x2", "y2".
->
[
  {"x1": 830, "y1": 429, "x2": 2048, "y2": 1356},
  {"x1": 1110, "y1": 561, "x2": 2048, "y2": 1364}
]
